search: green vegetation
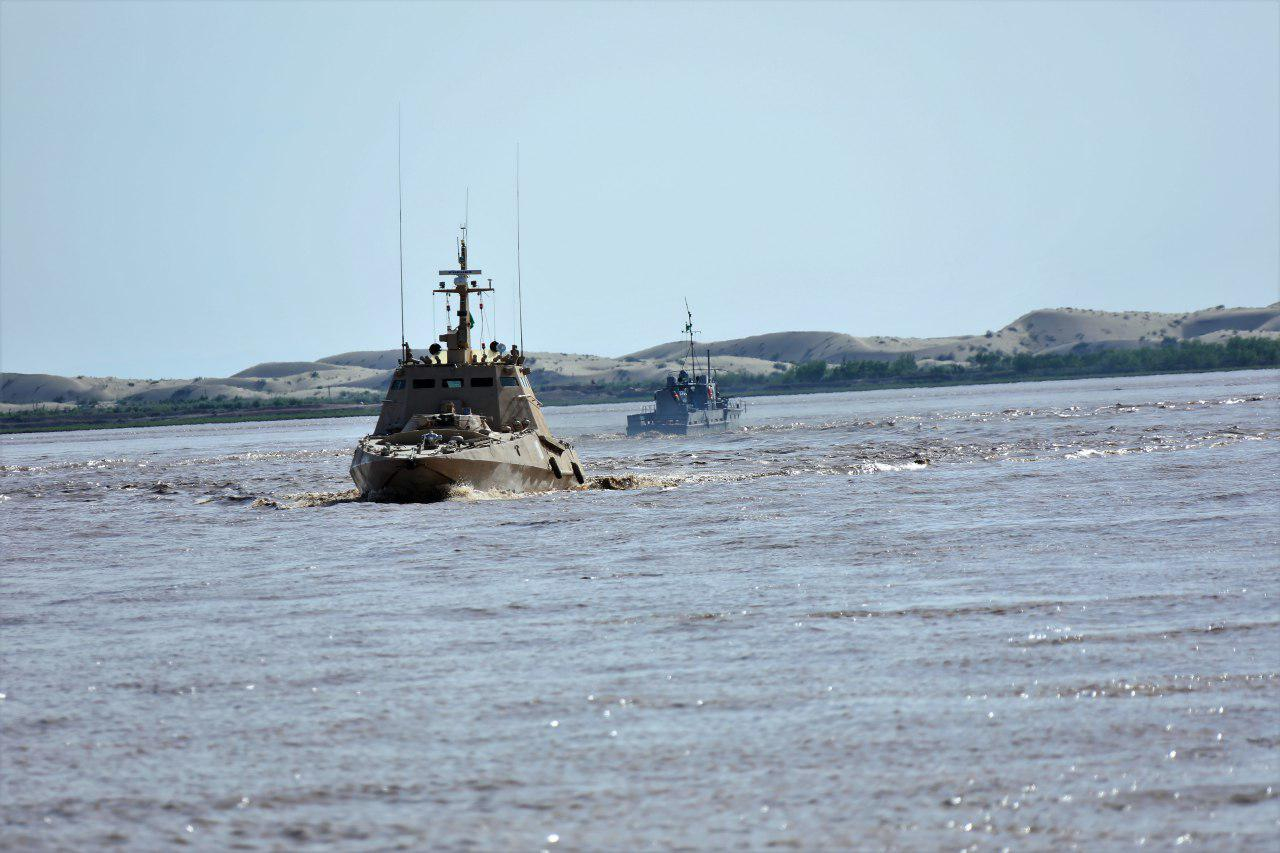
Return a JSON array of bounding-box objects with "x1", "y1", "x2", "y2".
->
[
  {"x1": 538, "y1": 336, "x2": 1280, "y2": 404},
  {"x1": 1, "y1": 393, "x2": 379, "y2": 434},
  {"x1": 966, "y1": 335, "x2": 1279, "y2": 375},
  {"x1": 715, "y1": 336, "x2": 1280, "y2": 395}
]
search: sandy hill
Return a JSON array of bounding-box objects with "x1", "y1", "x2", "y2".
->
[
  {"x1": 232, "y1": 361, "x2": 345, "y2": 379},
  {"x1": 3, "y1": 303, "x2": 1275, "y2": 408},
  {"x1": 0, "y1": 374, "x2": 115, "y2": 406},
  {"x1": 627, "y1": 304, "x2": 1280, "y2": 364},
  {"x1": 319, "y1": 350, "x2": 403, "y2": 371},
  {"x1": 629, "y1": 331, "x2": 896, "y2": 364},
  {"x1": 321, "y1": 348, "x2": 785, "y2": 387}
]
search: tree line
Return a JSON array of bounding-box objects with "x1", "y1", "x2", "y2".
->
[
  {"x1": 1, "y1": 391, "x2": 380, "y2": 431},
  {"x1": 716, "y1": 336, "x2": 1280, "y2": 392}
]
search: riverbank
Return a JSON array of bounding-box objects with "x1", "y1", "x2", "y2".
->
[
  {"x1": 720, "y1": 363, "x2": 1280, "y2": 401},
  {"x1": 5, "y1": 363, "x2": 1276, "y2": 435},
  {"x1": 0, "y1": 403, "x2": 377, "y2": 435}
]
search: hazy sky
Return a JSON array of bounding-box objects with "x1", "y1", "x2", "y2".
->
[{"x1": 2, "y1": 1, "x2": 1277, "y2": 378}]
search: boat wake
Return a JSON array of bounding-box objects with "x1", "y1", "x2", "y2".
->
[
  {"x1": 282, "y1": 489, "x2": 362, "y2": 508},
  {"x1": 585, "y1": 473, "x2": 681, "y2": 491},
  {"x1": 441, "y1": 483, "x2": 533, "y2": 502}
]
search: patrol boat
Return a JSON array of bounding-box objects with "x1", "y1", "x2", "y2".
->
[
  {"x1": 626, "y1": 306, "x2": 743, "y2": 436},
  {"x1": 350, "y1": 229, "x2": 586, "y2": 501}
]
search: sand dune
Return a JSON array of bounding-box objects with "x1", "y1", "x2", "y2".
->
[
  {"x1": 627, "y1": 304, "x2": 1280, "y2": 364},
  {"x1": 1180, "y1": 308, "x2": 1279, "y2": 338},
  {"x1": 232, "y1": 361, "x2": 344, "y2": 379},
  {"x1": 318, "y1": 350, "x2": 403, "y2": 371},
  {"x1": 3, "y1": 303, "x2": 1275, "y2": 407},
  {"x1": 527, "y1": 352, "x2": 783, "y2": 387},
  {"x1": 0, "y1": 374, "x2": 114, "y2": 405}
]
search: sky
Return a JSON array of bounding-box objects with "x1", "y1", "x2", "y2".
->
[{"x1": 1, "y1": 0, "x2": 1277, "y2": 379}]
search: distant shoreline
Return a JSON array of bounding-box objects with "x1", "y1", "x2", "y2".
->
[
  {"x1": 536, "y1": 363, "x2": 1275, "y2": 407},
  {"x1": 5, "y1": 305, "x2": 1276, "y2": 432},
  {"x1": 719, "y1": 363, "x2": 1278, "y2": 401},
  {"x1": 4, "y1": 364, "x2": 1274, "y2": 436},
  {"x1": 0, "y1": 405, "x2": 377, "y2": 435}
]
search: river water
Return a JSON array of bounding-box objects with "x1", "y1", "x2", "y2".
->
[{"x1": 2, "y1": 370, "x2": 1277, "y2": 850}]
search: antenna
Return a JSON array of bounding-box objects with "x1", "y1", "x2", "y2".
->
[
  {"x1": 684, "y1": 298, "x2": 697, "y2": 373},
  {"x1": 515, "y1": 143, "x2": 525, "y2": 354},
  {"x1": 458, "y1": 188, "x2": 471, "y2": 266},
  {"x1": 397, "y1": 105, "x2": 406, "y2": 359}
]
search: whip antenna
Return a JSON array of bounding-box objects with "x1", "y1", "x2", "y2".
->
[
  {"x1": 397, "y1": 105, "x2": 406, "y2": 358},
  {"x1": 515, "y1": 143, "x2": 524, "y2": 354}
]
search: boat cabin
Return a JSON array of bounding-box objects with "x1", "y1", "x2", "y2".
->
[{"x1": 374, "y1": 357, "x2": 546, "y2": 435}]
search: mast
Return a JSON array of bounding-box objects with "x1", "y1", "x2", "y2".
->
[
  {"x1": 683, "y1": 300, "x2": 697, "y2": 376},
  {"x1": 436, "y1": 225, "x2": 493, "y2": 364},
  {"x1": 397, "y1": 107, "x2": 406, "y2": 363},
  {"x1": 515, "y1": 144, "x2": 524, "y2": 355}
]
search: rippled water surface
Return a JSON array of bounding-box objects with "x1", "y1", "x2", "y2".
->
[{"x1": 3, "y1": 371, "x2": 1278, "y2": 849}]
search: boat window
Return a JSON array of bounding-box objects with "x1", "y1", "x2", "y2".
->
[
  {"x1": 444, "y1": 379, "x2": 463, "y2": 389},
  {"x1": 470, "y1": 377, "x2": 494, "y2": 387},
  {"x1": 390, "y1": 379, "x2": 406, "y2": 390},
  {"x1": 500, "y1": 376, "x2": 520, "y2": 387},
  {"x1": 412, "y1": 378, "x2": 435, "y2": 389}
]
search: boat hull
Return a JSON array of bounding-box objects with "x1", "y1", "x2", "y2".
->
[
  {"x1": 350, "y1": 432, "x2": 585, "y2": 502},
  {"x1": 626, "y1": 407, "x2": 743, "y2": 436}
]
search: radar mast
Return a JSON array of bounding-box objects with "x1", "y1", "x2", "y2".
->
[{"x1": 436, "y1": 224, "x2": 493, "y2": 364}]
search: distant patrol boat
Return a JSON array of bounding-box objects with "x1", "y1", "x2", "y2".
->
[
  {"x1": 350, "y1": 228, "x2": 586, "y2": 500},
  {"x1": 626, "y1": 305, "x2": 743, "y2": 436}
]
